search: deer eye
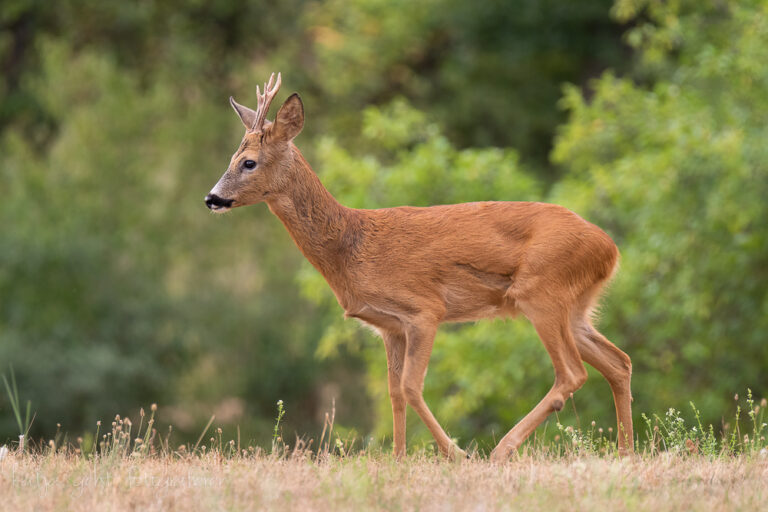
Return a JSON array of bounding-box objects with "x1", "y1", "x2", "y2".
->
[{"x1": 243, "y1": 159, "x2": 257, "y2": 170}]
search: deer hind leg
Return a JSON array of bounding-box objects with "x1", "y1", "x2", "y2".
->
[
  {"x1": 572, "y1": 317, "x2": 634, "y2": 454},
  {"x1": 490, "y1": 304, "x2": 588, "y2": 462},
  {"x1": 401, "y1": 319, "x2": 466, "y2": 460},
  {"x1": 381, "y1": 329, "x2": 407, "y2": 458}
]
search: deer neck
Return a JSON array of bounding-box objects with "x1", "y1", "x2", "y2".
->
[{"x1": 265, "y1": 148, "x2": 357, "y2": 280}]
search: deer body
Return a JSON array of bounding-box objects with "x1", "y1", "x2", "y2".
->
[{"x1": 206, "y1": 74, "x2": 634, "y2": 461}]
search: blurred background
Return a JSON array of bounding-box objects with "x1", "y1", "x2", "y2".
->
[{"x1": 1, "y1": 0, "x2": 766, "y2": 451}]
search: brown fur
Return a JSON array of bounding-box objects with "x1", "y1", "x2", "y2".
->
[{"x1": 208, "y1": 80, "x2": 634, "y2": 461}]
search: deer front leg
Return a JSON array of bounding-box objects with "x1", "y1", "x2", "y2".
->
[
  {"x1": 401, "y1": 320, "x2": 466, "y2": 460},
  {"x1": 381, "y1": 329, "x2": 407, "y2": 458}
]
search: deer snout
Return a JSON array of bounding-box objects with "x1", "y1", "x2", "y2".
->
[{"x1": 205, "y1": 193, "x2": 234, "y2": 211}]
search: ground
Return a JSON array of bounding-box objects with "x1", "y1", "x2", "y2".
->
[{"x1": 1, "y1": 451, "x2": 766, "y2": 511}]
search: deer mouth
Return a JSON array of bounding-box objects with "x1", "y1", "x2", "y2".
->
[{"x1": 205, "y1": 194, "x2": 234, "y2": 212}]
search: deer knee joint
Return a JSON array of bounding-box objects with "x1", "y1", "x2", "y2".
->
[
  {"x1": 556, "y1": 367, "x2": 587, "y2": 395},
  {"x1": 608, "y1": 353, "x2": 632, "y2": 387},
  {"x1": 402, "y1": 384, "x2": 422, "y2": 405},
  {"x1": 621, "y1": 353, "x2": 633, "y2": 375},
  {"x1": 389, "y1": 388, "x2": 406, "y2": 408}
]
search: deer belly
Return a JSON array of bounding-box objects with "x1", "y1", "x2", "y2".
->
[{"x1": 442, "y1": 281, "x2": 518, "y2": 323}]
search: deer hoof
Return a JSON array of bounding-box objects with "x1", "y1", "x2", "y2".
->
[
  {"x1": 445, "y1": 446, "x2": 467, "y2": 462},
  {"x1": 489, "y1": 446, "x2": 510, "y2": 463}
]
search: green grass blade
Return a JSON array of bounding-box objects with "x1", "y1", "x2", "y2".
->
[
  {"x1": 193, "y1": 415, "x2": 216, "y2": 454},
  {"x1": 2, "y1": 372, "x2": 24, "y2": 435}
]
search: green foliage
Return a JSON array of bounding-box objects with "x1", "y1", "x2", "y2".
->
[
  {"x1": 548, "y1": 390, "x2": 765, "y2": 458},
  {"x1": 0, "y1": 38, "x2": 328, "y2": 442},
  {"x1": 551, "y1": 0, "x2": 768, "y2": 426},
  {"x1": 306, "y1": 0, "x2": 628, "y2": 171}
]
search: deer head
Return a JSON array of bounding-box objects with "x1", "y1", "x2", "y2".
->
[{"x1": 205, "y1": 73, "x2": 305, "y2": 212}]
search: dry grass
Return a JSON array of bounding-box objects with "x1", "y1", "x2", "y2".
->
[
  {"x1": 2, "y1": 391, "x2": 767, "y2": 510},
  {"x1": 1, "y1": 450, "x2": 767, "y2": 511}
]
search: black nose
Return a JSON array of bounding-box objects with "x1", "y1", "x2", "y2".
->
[{"x1": 205, "y1": 194, "x2": 234, "y2": 209}]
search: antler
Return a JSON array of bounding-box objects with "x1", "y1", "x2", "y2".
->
[{"x1": 252, "y1": 72, "x2": 282, "y2": 132}]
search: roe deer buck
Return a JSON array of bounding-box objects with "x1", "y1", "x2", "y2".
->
[{"x1": 205, "y1": 73, "x2": 634, "y2": 461}]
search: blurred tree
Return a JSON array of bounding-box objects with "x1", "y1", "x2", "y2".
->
[
  {"x1": 0, "y1": 39, "x2": 340, "y2": 442},
  {"x1": 550, "y1": 0, "x2": 768, "y2": 422},
  {"x1": 305, "y1": 0, "x2": 629, "y2": 177}
]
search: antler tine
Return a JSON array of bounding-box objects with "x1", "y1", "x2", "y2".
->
[{"x1": 251, "y1": 72, "x2": 282, "y2": 132}]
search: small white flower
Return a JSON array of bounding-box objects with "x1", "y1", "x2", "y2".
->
[
  {"x1": 760, "y1": 448, "x2": 767, "y2": 459},
  {"x1": 0, "y1": 445, "x2": 8, "y2": 461}
]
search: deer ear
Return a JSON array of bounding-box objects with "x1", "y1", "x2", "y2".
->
[
  {"x1": 273, "y1": 93, "x2": 304, "y2": 141},
  {"x1": 230, "y1": 96, "x2": 257, "y2": 131}
]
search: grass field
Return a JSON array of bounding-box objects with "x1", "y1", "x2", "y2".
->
[
  {"x1": 1, "y1": 394, "x2": 767, "y2": 510},
  {"x1": 1, "y1": 450, "x2": 767, "y2": 511}
]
